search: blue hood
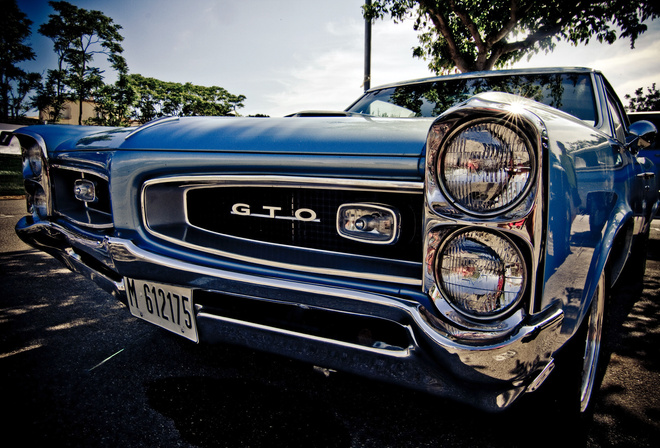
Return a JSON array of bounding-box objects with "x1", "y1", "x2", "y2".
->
[{"x1": 20, "y1": 116, "x2": 432, "y2": 157}]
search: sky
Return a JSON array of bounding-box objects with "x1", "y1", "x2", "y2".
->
[{"x1": 15, "y1": 0, "x2": 660, "y2": 117}]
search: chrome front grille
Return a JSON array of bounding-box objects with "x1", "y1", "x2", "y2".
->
[
  {"x1": 186, "y1": 185, "x2": 422, "y2": 261},
  {"x1": 142, "y1": 176, "x2": 424, "y2": 284}
]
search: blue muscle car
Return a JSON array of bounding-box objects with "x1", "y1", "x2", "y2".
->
[{"x1": 7, "y1": 67, "x2": 657, "y2": 414}]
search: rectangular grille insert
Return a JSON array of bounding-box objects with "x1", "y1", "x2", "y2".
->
[{"x1": 186, "y1": 186, "x2": 422, "y2": 262}]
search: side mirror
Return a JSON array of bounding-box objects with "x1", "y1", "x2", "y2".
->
[{"x1": 627, "y1": 120, "x2": 657, "y2": 154}]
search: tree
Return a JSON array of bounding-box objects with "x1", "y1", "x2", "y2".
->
[
  {"x1": 127, "y1": 74, "x2": 245, "y2": 124},
  {"x1": 625, "y1": 84, "x2": 660, "y2": 112},
  {"x1": 37, "y1": 1, "x2": 126, "y2": 124},
  {"x1": 364, "y1": 1, "x2": 659, "y2": 73},
  {"x1": 89, "y1": 74, "x2": 247, "y2": 126},
  {"x1": 87, "y1": 73, "x2": 136, "y2": 126},
  {"x1": 0, "y1": 0, "x2": 41, "y2": 121},
  {"x1": 7, "y1": 72, "x2": 42, "y2": 119},
  {"x1": 32, "y1": 42, "x2": 72, "y2": 123}
]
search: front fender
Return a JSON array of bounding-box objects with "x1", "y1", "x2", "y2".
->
[{"x1": 542, "y1": 122, "x2": 636, "y2": 342}]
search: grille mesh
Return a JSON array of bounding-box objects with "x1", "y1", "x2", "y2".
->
[
  {"x1": 51, "y1": 167, "x2": 112, "y2": 227},
  {"x1": 186, "y1": 186, "x2": 422, "y2": 261}
]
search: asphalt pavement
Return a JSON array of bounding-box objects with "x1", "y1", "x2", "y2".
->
[{"x1": 1, "y1": 198, "x2": 659, "y2": 447}]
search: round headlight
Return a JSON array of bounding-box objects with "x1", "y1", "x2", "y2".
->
[
  {"x1": 23, "y1": 142, "x2": 43, "y2": 177},
  {"x1": 29, "y1": 183, "x2": 49, "y2": 218},
  {"x1": 436, "y1": 229, "x2": 525, "y2": 319},
  {"x1": 438, "y1": 119, "x2": 534, "y2": 215}
]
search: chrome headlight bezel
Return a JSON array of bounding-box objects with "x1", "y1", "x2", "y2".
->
[{"x1": 423, "y1": 103, "x2": 546, "y2": 334}]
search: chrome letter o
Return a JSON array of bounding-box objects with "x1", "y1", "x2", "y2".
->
[{"x1": 295, "y1": 208, "x2": 317, "y2": 221}]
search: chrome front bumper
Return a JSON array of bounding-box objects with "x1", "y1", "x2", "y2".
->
[{"x1": 16, "y1": 216, "x2": 564, "y2": 412}]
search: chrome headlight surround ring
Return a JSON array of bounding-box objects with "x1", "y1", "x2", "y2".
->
[{"x1": 435, "y1": 117, "x2": 537, "y2": 218}]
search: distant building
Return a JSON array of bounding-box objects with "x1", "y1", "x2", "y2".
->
[{"x1": 39, "y1": 100, "x2": 97, "y2": 124}]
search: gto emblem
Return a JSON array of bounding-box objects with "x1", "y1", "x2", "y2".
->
[{"x1": 231, "y1": 203, "x2": 320, "y2": 222}]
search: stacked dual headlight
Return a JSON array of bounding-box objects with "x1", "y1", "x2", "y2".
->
[
  {"x1": 20, "y1": 135, "x2": 51, "y2": 219},
  {"x1": 425, "y1": 113, "x2": 539, "y2": 325}
]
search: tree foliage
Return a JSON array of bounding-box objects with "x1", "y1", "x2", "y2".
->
[
  {"x1": 625, "y1": 83, "x2": 660, "y2": 112},
  {"x1": 37, "y1": 1, "x2": 127, "y2": 124},
  {"x1": 0, "y1": 0, "x2": 42, "y2": 120},
  {"x1": 127, "y1": 74, "x2": 246, "y2": 123},
  {"x1": 364, "y1": 0, "x2": 660, "y2": 73},
  {"x1": 86, "y1": 73, "x2": 137, "y2": 126},
  {"x1": 89, "y1": 74, "x2": 247, "y2": 126}
]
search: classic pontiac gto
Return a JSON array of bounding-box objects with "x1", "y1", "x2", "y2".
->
[{"x1": 7, "y1": 67, "x2": 658, "y2": 414}]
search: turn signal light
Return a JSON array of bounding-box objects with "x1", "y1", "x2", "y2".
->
[
  {"x1": 336, "y1": 203, "x2": 399, "y2": 244},
  {"x1": 74, "y1": 179, "x2": 97, "y2": 202}
]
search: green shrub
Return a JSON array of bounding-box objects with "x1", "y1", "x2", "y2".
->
[{"x1": 0, "y1": 154, "x2": 24, "y2": 196}]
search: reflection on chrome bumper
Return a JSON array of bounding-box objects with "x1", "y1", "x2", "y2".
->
[{"x1": 16, "y1": 217, "x2": 564, "y2": 412}]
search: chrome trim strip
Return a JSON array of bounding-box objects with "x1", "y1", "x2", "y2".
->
[
  {"x1": 143, "y1": 174, "x2": 424, "y2": 193},
  {"x1": 51, "y1": 163, "x2": 109, "y2": 181},
  {"x1": 526, "y1": 359, "x2": 555, "y2": 393},
  {"x1": 590, "y1": 72, "x2": 606, "y2": 131},
  {"x1": 143, "y1": 226, "x2": 422, "y2": 286},
  {"x1": 109, "y1": 238, "x2": 418, "y2": 311},
  {"x1": 197, "y1": 312, "x2": 412, "y2": 358},
  {"x1": 53, "y1": 211, "x2": 113, "y2": 229}
]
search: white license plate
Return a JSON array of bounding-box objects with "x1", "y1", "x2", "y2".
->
[{"x1": 125, "y1": 278, "x2": 198, "y2": 342}]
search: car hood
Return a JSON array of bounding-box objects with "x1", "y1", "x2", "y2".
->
[{"x1": 20, "y1": 116, "x2": 433, "y2": 157}]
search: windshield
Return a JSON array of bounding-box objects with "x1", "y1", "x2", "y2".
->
[{"x1": 346, "y1": 73, "x2": 597, "y2": 124}]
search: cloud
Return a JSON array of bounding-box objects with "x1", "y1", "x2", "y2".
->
[
  {"x1": 257, "y1": 19, "x2": 364, "y2": 116},
  {"x1": 256, "y1": 17, "x2": 431, "y2": 116}
]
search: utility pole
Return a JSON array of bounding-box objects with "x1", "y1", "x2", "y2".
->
[{"x1": 364, "y1": 0, "x2": 372, "y2": 91}]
